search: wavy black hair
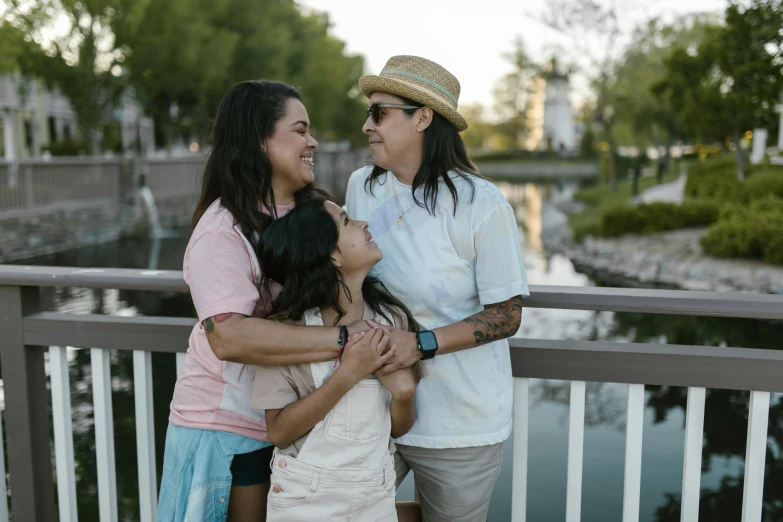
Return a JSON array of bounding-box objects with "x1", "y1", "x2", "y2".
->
[
  {"x1": 260, "y1": 196, "x2": 418, "y2": 330},
  {"x1": 364, "y1": 94, "x2": 484, "y2": 216},
  {"x1": 193, "y1": 80, "x2": 327, "y2": 260}
]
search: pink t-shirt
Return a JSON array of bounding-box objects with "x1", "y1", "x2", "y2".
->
[{"x1": 169, "y1": 198, "x2": 293, "y2": 441}]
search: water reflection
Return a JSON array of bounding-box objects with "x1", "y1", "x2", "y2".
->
[{"x1": 2, "y1": 182, "x2": 783, "y2": 521}]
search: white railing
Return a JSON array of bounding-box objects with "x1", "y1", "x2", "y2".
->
[
  {"x1": 49, "y1": 346, "x2": 77, "y2": 522},
  {"x1": 46, "y1": 344, "x2": 187, "y2": 522},
  {"x1": 38, "y1": 338, "x2": 782, "y2": 522},
  {"x1": 510, "y1": 381, "x2": 772, "y2": 522},
  {"x1": 0, "y1": 159, "x2": 122, "y2": 216},
  {"x1": 2, "y1": 267, "x2": 783, "y2": 521},
  {"x1": 507, "y1": 335, "x2": 783, "y2": 522}
]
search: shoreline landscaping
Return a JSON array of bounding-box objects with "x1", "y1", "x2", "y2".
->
[
  {"x1": 568, "y1": 155, "x2": 783, "y2": 264},
  {"x1": 550, "y1": 155, "x2": 783, "y2": 293},
  {"x1": 567, "y1": 166, "x2": 680, "y2": 242}
]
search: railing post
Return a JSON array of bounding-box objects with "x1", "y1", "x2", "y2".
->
[
  {"x1": 0, "y1": 285, "x2": 57, "y2": 522},
  {"x1": 0, "y1": 407, "x2": 8, "y2": 522},
  {"x1": 681, "y1": 387, "x2": 706, "y2": 522},
  {"x1": 566, "y1": 381, "x2": 586, "y2": 522},
  {"x1": 23, "y1": 165, "x2": 34, "y2": 207},
  {"x1": 511, "y1": 377, "x2": 529, "y2": 522}
]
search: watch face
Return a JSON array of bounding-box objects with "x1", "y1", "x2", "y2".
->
[{"x1": 418, "y1": 331, "x2": 438, "y2": 352}]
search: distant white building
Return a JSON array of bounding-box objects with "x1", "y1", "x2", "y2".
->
[
  {"x1": 0, "y1": 74, "x2": 78, "y2": 160},
  {"x1": 527, "y1": 63, "x2": 577, "y2": 153},
  {"x1": 540, "y1": 70, "x2": 575, "y2": 152},
  {"x1": 0, "y1": 73, "x2": 154, "y2": 160}
]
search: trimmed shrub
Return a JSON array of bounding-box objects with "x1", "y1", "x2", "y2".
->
[
  {"x1": 684, "y1": 156, "x2": 746, "y2": 203},
  {"x1": 43, "y1": 138, "x2": 89, "y2": 156},
  {"x1": 701, "y1": 200, "x2": 783, "y2": 264},
  {"x1": 677, "y1": 200, "x2": 722, "y2": 225},
  {"x1": 700, "y1": 219, "x2": 761, "y2": 258},
  {"x1": 763, "y1": 229, "x2": 783, "y2": 264},
  {"x1": 745, "y1": 169, "x2": 783, "y2": 201},
  {"x1": 600, "y1": 205, "x2": 648, "y2": 237},
  {"x1": 600, "y1": 201, "x2": 720, "y2": 237}
]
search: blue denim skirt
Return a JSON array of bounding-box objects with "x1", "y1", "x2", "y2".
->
[{"x1": 156, "y1": 423, "x2": 273, "y2": 522}]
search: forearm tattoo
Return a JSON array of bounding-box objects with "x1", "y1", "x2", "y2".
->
[
  {"x1": 462, "y1": 296, "x2": 523, "y2": 346},
  {"x1": 203, "y1": 312, "x2": 235, "y2": 334}
]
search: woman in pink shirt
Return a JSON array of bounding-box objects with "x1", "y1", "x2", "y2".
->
[{"x1": 157, "y1": 80, "x2": 374, "y2": 522}]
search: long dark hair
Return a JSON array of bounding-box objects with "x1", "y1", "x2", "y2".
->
[
  {"x1": 193, "y1": 80, "x2": 324, "y2": 258},
  {"x1": 260, "y1": 196, "x2": 419, "y2": 330},
  {"x1": 364, "y1": 95, "x2": 484, "y2": 216}
]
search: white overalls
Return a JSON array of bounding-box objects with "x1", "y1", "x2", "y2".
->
[{"x1": 266, "y1": 309, "x2": 397, "y2": 522}]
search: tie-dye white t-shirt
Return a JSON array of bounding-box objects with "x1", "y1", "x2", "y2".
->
[{"x1": 345, "y1": 167, "x2": 529, "y2": 449}]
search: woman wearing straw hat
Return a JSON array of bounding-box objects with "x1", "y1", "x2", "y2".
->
[{"x1": 345, "y1": 55, "x2": 530, "y2": 521}]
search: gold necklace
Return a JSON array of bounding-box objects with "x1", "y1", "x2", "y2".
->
[{"x1": 391, "y1": 176, "x2": 414, "y2": 226}]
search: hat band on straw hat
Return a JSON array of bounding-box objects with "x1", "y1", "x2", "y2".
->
[
  {"x1": 383, "y1": 77, "x2": 459, "y2": 114},
  {"x1": 380, "y1": 69, "x2": 459, "y2": 106}
]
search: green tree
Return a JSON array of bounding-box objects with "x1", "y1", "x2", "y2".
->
[
  {"x1": 0, "y1": 20, "x2": 27, "y2": 73},
  {"x1": 282, "y1": 10, "x2": 365, "y2": 144},
  {"x1": 461, "y1": 103, "x2": 494, "y2": 152},
  {"x1": 655, "y1": 0, "x2": 783, "y2": 180},
  {"x1": 112, "y1": 0, "x2": 365, "y2": 147},
  {"x1": 8, "y1": 0, "x2": 368, "y2": 154},
  {"x1": 611, "y1": 16, "x2": 713, "y2": 168},
  {"x1": 492, "y1": 37, "x2": 538, "y2": 151},
  {"x1": 8, "y1": 0, "x2": 124, "y2": 153},
  {"x1": 111, "y1": 0, "x2": 239, "y2": 149}
]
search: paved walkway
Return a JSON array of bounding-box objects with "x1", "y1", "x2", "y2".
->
[{"x1": 638, "y1": 174, "x2": 686, "y2": 204}]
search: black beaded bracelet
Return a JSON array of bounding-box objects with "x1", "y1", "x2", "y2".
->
[
  {"x1": 334, "y1": 325, "x2": 349, "y2": 367},
  {"x1": 337, "y1": 325, "x2": 348, "y2": 349}
]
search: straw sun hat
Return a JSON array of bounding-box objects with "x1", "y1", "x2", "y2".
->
[{"x1": 359, "y1": 55, "x2": 468, "y2": 132}]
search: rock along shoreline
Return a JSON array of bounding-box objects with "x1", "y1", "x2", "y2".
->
[{"x1": 543, "y1": 222, "x2": 783, "y2": 295}]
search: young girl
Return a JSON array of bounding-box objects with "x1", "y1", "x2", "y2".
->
[{"x1": 252, "y1": 196, "x2": 421, "y2": 522}]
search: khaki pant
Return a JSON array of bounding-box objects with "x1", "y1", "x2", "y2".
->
[{"x1": 394, "y1": 443, "x2": 503, "y2": 522}]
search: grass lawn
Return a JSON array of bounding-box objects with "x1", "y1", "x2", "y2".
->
[{"x1": 568, "y1": 168, "x2": 680, "y2": 242}]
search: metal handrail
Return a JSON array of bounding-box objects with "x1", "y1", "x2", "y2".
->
[{"x1": 2, "y1": 265, "x2": 783, "y2": 319}]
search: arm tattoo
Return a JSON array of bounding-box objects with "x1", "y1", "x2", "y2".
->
[
  {"x1": 203, "y1": 313, "x2": 235, "y2": 334},
  {"x1": 462, "y1": 296, "x2": 523, "y2": 346}
]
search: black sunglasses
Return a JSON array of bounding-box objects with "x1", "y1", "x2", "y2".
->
[{"x1": 366, "y1": 103, "x2": 421, "y2": 125}]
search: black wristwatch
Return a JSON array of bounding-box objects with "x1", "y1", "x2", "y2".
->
[{"x1": 416, "y1": 330, "x2": 438, "y2": 360}]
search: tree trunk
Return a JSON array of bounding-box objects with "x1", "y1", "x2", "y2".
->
[
  {"x1": 732, "y1": 127, "x2": 746, "y2": 182},
  {"x1": 653, "y1": 135, "x2": 663, "y2": 184},
  {"x1": 666, "y1": 139, "x2": 675, "y2": 177},
  {"x1": 606, "y1": 129, "x2": 618, "y2": 192},
  {"x1": 92, "y1": 135, "x2": 102, "y2": 156},
  {"x1": 87, "y1": 129, "x2": 99, "y2": 156}
]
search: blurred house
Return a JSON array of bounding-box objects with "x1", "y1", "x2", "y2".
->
[
  {"x1": 526, "y1": 63, "x2": 579, "y2": 154},
  {"x1": 0, "y1": 73, "x2": 154, "y2": 160},
  {"x1": 0, "y1": 74, "x2": 75, "y2": 160},
  {"x1": 114, "y1": 92, "x2": 156, "y2": 157}
]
